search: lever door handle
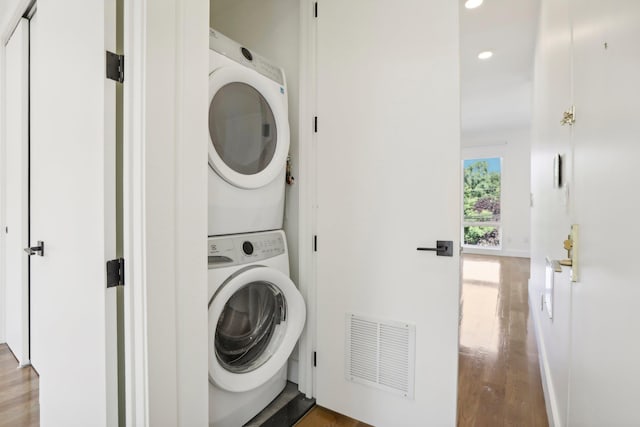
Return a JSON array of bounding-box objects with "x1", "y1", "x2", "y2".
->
[
  {"x1": 24, "y1": 241, "x2": 45, "y2": 257},
  {"x1": 417, "y1": 240, "x2": 453, "y2": 257}
]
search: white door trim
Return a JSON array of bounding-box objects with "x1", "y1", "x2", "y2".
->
[
  {"x1": 296, "y1": 0, "x2": 318, "y2": 399},
  {"x1": 122, "y1": 0, "x2": 209, "y2": 425}
]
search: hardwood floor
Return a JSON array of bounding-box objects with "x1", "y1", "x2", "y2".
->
[
  {"x1": 457, "y1": 254, "x2": 548, "y2": 426},
  {"x1": 295, "y1": 406, "x2": 371, "y2": 427},
  {"x1": 0, "y1": 344, "x2": 39, "y2": 427}
]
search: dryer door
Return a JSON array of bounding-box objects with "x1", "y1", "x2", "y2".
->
[
  {"x1": 208, "y1": 66, "x2": 290, "y2": 189},
  {"x1": 209, "y1": 265, "x2": 305, "y2": 392}
]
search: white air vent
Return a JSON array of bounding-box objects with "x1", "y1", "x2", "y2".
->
[{"x1": 345, "y1": 314, "x2": 415, "y2": 399}]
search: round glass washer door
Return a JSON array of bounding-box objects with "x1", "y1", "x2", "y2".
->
[
  {"x1": 208, "y1": 66, "x2": 290, "y2": 190},
  {"x1": 208, "y1": 266, "x2": 305, "y2": 392}
]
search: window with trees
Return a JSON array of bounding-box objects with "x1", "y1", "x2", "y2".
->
[{"x1": 462, "y1": 157, "x2": 501, "y2": 249}]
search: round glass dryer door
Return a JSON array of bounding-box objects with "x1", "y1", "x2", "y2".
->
[
  {"x1": 208, "y1": 66, "x2": 290, "y2": 189},
  {"x1": 209, "y1": 266, "x2": 305, "y2": 393}
]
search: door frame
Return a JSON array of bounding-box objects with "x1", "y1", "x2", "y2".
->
[
  {"x1": 121, "y1": 0, "x2": 209, "y2": 425},
  {"x1": 1, "y1": 0, "x2": 209, "y2": 424},
  {"x1": 296, "y1": 0, "x2": 318, "y2": 399},
  {"x1": 1, "y1": 0, "x2": 35, "y2": 366}
]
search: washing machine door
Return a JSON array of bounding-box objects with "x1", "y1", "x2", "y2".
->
[
  {"x1": 209, "y1": 265, "x2": 305, "y2": 392},
  {"x1": 208, "y1": 66, "x2": 290, "y2": 189}
]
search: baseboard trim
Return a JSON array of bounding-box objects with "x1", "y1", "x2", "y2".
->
[{"x1": 528, "y1": 282, "x2": 562, "y2": 427}]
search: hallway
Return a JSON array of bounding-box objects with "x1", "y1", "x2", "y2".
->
[{"x1": 457, "y1": 254, "x2": 548, "y2": 426}]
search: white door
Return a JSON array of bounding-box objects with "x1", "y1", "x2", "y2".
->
[
  {"x1": 4, "y1": 18, "x2": 30, "y2": 366},
  {"x1": 314, "y1": 1, "x2": 460, "y2": 425},
  {"x1": 28, "y1": 2, "x2": 118, "y2": 425},
  {"x1": 569, "y1": 1, "x2": 640, "y2": 423}
]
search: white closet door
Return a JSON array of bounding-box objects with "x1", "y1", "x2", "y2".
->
[
  {"x1": 29, "y1": 0, "x2": 118, "y2": 424},
  {"x1": 314, "y1": 1, "x2": 461, "y2": 425},
  {"x1": 4, "y1": 18, "x2": 30, "y2": 367}
]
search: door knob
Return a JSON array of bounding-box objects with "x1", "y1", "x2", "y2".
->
[
  {"x1": 417, "y1": 240, "x2": 453, "y2": 257},
  {"x1": 24, "y1": 241, "x2": 45, "y2": 257}
]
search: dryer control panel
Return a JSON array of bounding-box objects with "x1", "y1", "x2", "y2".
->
[
  {"x1": 209, "y1": 28, "x2": 285, "y2": 86},
  {"x1": 208, "y1": 231, "x2": 286, "y2": 269}
]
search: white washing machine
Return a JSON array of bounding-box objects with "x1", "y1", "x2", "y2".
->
[
  {"x1": 208, "y1": 29, "x2": 290, "y2": 236},
  {"x1": 208, "y1": 230, "x2": 305, "y2": 427}
]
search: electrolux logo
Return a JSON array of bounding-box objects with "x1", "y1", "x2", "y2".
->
[{"x1": 280, "y1": 87, "x2": 285, "y2": 94}]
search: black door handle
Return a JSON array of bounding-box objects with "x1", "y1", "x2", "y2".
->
[
  {"x1": 417, "y1": 240, "x2": 453, "y2": 257},
  {"x1": 24, "y1": 241, "x2": 45, "y2": 257}
]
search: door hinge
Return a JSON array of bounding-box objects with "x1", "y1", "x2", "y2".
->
[
  {"x1": 314, "y1": 2, "x2": 318, "y2": 18},
  {"x1": 313, "y1": 235, "x2": 318, "y2": 252},
  {"x1": 313, "y1": 351, "x2": 317, "y2": 367},
  {"x1": 106, "y1": 51, "x2": 124, "y2": 83},
  {"x1": 314, "y1": 116, "x2": 318, "y2": 133},
  {"x1": 106, "y1": 258, "x2": 125, "y2": 288}
]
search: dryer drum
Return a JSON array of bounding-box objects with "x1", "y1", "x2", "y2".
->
[
  {"x1": 209, "y1": 82, "x2": 277, "y2": 176},
  {"x1": 215, "y1": 282, "x2": 285, "y2": 373}
]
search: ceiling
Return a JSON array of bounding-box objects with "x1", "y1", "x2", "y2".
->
[{"x1": 460, "y1": 0, "x2": 540, "y2": 135}]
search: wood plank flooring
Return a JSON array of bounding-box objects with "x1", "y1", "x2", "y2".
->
[
  {"x1": 0, "y1": 344, "x2": 39, "y2": 427},
  {"x1": 457, "y1": 254, "x2": 548, "y2": 426},
  {"x1": 295, "y1": 406, "x2": 371, "y2": 427}
]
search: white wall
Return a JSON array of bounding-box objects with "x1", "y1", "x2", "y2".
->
[
  {"x1": 530, "y1": 0, "x2": 640, "y2": 425},
  {"x1": 209, "y1": 0, "x2": 302, "y2": 382},
  {"x1": 462, "y1": 127, "x2": 531, "y2": 258}
]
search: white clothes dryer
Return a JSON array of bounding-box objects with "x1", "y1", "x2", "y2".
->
[
  {"x1": 208, "y1": 230, "x2": 305, "y2": 427},
  {"x1": 208, "y1": 29, "x2": 290, "y2": 236}
]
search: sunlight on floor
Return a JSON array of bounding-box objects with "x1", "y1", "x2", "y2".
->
[
  {"x1": 462, "y1": 258, "x2": 502, "y2": 284},
  {"x1": 459, "y1": 256, "x2": 503, "y2": 353},
  {"x1": 459, "y1": 282, "x2": 500, "y2": 353}
]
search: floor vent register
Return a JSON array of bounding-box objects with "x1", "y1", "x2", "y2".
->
[{"x1": 345, "y1": 313, "x2": 416, "y2": 399}]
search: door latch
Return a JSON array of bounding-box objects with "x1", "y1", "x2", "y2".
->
[
  {"x1": 417, "y1": 240, "x2": 453, "y2": 257},
  {"x1": 24, "y1": 241, "x2": 45, "y2": 257}
]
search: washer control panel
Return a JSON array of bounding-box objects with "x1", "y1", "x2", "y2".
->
[{"x1": 208, "y1": 231, "x2": 285, "y2": 269}]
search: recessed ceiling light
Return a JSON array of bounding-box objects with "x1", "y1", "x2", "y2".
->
[
  {"x1": 465, "y1": 0, "x2": 484, "y2": 9},
  {"x1": 478, "y1": 51, "x2": 493, "y2": 60}
]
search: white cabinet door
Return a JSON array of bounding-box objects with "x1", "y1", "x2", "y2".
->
[
  {"x1": 314, "y1": 1, "x2": 460, "y2": 425},
  {"x1": 4, "y1": 18, "x2": 30, "y2": 367},
  {"x1": 29, "y1": 1, "x2": 117, "y2": 425}
]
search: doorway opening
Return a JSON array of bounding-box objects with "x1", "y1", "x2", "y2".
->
[{"x1": 457, "y1": 0, "x2": 543, "y2": 424}]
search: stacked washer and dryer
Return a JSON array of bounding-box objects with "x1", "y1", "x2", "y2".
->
[{"x1": 207, "y1": 29, "x2": 306, "y2": 427}]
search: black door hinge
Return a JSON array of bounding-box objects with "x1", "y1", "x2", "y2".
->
[
  {"x1": 313, "y1": 235, "x2": 318, "y2": 252},
  {"x1": 314, "y1": 2, "x2": 318, "y2": 18},
  {"x1": 106, "y1": 51, "x2": 124, "y2": 83},
  {"x1": 313, "y1": 351, "x2": 317, "y2": 367},
  {"x1": 314, "y1": 116, "x2": 318, "y2": 133},
  {"x1": 106, "y1": 258, "x2": 125, "y2": 288}
]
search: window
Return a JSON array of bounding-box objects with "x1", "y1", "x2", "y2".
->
[{"x1": 462, "y1": 157, "x2": 502, "y2": 249}]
